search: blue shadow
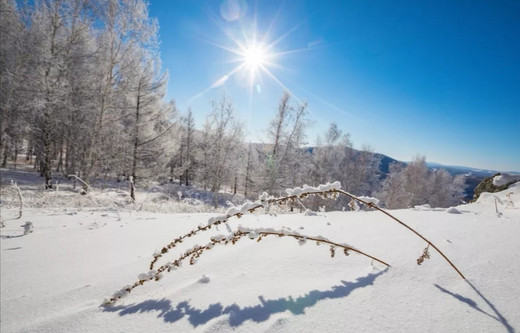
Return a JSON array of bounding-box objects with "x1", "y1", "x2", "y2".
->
[{"x1": 103, "y1": 268, "x2": 388, "y2": 327}]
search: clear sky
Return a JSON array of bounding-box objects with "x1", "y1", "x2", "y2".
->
[{"x1": 148, "y1": 0, "x2": 520, "y2": 172}]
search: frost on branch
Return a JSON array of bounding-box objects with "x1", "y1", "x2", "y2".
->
[
  {"x1": 357, "y1": 196, "x2": 380, "y2": 206},
  {"x1": 104, "y1": 224, "x2": 390, "y2": 305},
  {"x1": 285, "y1": 181, "x2": 341, "y2": 197}
]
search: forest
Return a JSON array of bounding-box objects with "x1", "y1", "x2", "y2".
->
[{"x1": 0, "y1": 0, "x2": 465, "y2": 209}]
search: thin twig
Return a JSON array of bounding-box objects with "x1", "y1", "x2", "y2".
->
[
  {"x1": 68, "y1": 174, "x2": 92, "y2": 193},
  {"x1": 333, "y1": 189, "x2": 466, "y2": 280}
]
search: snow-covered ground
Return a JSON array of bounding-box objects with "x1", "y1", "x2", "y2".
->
[{"x1": 1, "y1": 176, "x2": 519, "y2": 332}]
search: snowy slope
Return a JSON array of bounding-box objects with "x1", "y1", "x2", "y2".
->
[{"x1": 1, "y1": 184, "x2": 519, "y2": 332}]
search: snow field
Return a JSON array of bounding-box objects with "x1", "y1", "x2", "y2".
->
[{"x1": 1, "y1": 184, "x2": 519, "y2": 332}]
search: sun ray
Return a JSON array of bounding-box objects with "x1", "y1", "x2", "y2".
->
[
  {"x1": 186, "y1": 3, "x2": 321, "y2": 106},
  {"x1": 259, "y1": 65, "x2": 297, "y2": 100},
  {"x1": 186, "y1": 62, "x2": 248, "y2": 104}
]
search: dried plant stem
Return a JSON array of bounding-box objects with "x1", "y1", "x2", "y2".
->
[
  {"x1": 333, "y1": 189, "x2": 466, "y2": 280},
  {"x1": 255, "y1": 231, "x2": 390, "y2": 267},
  {"x1": 149, "y1": 220, "x2": 223, "y2": 269},
  {"x1": 105, "y1": 229, "x2": 389, "y2": 305},
  {"x1": 150, "y1": 187, "x2": 465, "y2": 280},
  {"x1": 149, "y1": 191, "x2": 337, "y2": 269}
]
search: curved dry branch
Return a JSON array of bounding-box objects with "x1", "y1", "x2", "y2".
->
[
  {"x1": 67, "y1": 174, "x2": 92, "y2": 193},
  {"x1": 333, "y1": 189, "x2": 465, "y2": 280},
  {"x1": 149, "y1": 189, "x2": 342, "y2": 270},
  {"x1": 104, "y1": 228, "x2": 389, "y2": 305},
  {"x1": 151, "y1": 185, "x2": 465, "y2": 280}
]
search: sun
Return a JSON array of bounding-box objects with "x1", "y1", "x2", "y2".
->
[
  {"x1": 187, "y1": 14, "x2": 313, "y2": 103},
  {"x1": 242, "y1": 43, "x2": 267, "y2": 71}
]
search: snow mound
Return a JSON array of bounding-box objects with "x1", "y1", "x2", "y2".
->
[
  {"x1": 493, "y1": 173, "x2": 520, "y2": 187},
  {"x1": 445, "y1": 207, "x2": 461, "y2": 214},
  {"x1": 414, "y1": 204, "x2": 431, "y2": 210},
  {"x1": 198, "y1": 274, "x2": 210, "y2": 284}
]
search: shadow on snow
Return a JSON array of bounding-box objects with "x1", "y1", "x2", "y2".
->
[
  {"x1": 103, "y1": 268, "x2": 388, "y2": 327},
  {"x1": 435, "y1": 281, "x2": 515, "y2": 333}
]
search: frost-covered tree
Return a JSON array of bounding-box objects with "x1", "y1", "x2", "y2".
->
[
  {"x1": 0, "y1": 0, "x2": 26, "y2": 168},
  {"x1": 311, "y1": 123, "x2": 351, "y2": 186},
  {"x1": 243, "y1": 142, "x2": 260, "y2": 198},
  {"x1": 260, "y1": 92, "x2": 308, "y2": 195},
  {"x1": 428, "y1": 169, "x2": 466, "y2": 208},
  {"x1": 172, "y1": 108, "x2": 195, "y2": 186},
  {"x1": 348, "y1": 145, "x2": 382, "y2": 196},
  {"x1": 21, "y1": 0, "x2": 95, "y2": 188},
  {"x1": 82, "y1": 0, "x2": 160, "y2": 187},
  {"x1": 377, "y1": 156, "x2": 466, "y2": 209},
  {"x1": 308, "y1": 123, "x2": 382, "y2": 209},
  {"x1": 1, "y1": 0, "x2": 178, "y2": 190},
  {"x1": 404, "y1": 155, "x2": 429, "y2": 206},
  {"x1": 122, "y1": 53, "x2": 172, "y2": 200},
  {"x1": 376, "y1": 162, "x2": 410, "y2": 209},
  {"x1": 57, "y1": 1, "x2": 99, "y2": 176},
  {"x1": 197, "y1": 95, "x2": 243, "y2": 207}
]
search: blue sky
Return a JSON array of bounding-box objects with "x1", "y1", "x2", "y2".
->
[{"x1": 148, "y1": 0, "x2": 520, "y2": 172}]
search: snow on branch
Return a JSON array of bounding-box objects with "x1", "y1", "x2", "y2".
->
[
  {"x1": 103, "y1": 225, "x2": 389, "y2": 305},
  {"x1": 104, "y1": 181, "x2": 465, "y2": 306}
]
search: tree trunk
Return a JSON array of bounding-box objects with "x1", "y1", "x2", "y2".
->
[
  {"x1": 42, "y1": 110, "x2": 53, "y2": 189},
  {"x1": 1, "y1": 140, "x2": 8, "y2": 167},
  {"x1": 179, "y1": 144, "x2": 183, "y2": 186},
  {"x1": 26, "y1": 139, "x2": 33, "y2": 163},
  {"x1": 13, "y1": 141, "x2": 18, "y2": 169},
  {"x1": 130, "y1": 83, "x2": 141, "y2": 202},
  {"x1": 0, "y1": 108, "x2": 6, "y2": 167},
  {"x1": 56, "y1": 140, "x2": 63, "y2": 173},
  {"x1": 244, "y1": 144, "x2": 252, "y2": 197}
]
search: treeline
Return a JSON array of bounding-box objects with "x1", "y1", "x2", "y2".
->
[
  {"x1": 0, "y1": 0, "x2": 465, "y2": 208},
  {"x1": 169, "y1": 92, "x2": 387, "y2": 208}
]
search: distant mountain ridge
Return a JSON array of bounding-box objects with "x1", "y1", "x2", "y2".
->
[{"x1": 424, "y1": 162, "x2": 519, "y2": 177}]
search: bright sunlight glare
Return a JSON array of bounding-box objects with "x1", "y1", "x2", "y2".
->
[
  {"x1": 187, "y1": 12, "x2": 315, "y2": 104},
  {"x1": 242, "y1": 43, "x2": 267, "y2": 70}
]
